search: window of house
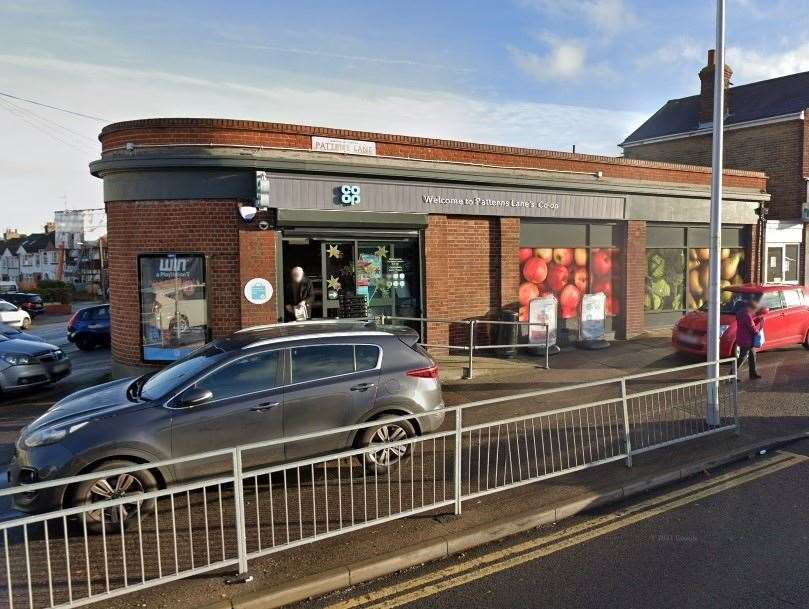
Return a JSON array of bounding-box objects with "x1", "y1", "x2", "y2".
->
[{"x1": 138, "y1": 254, "x2": 209, "y2": 362}]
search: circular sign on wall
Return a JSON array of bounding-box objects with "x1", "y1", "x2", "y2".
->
[{"x1": 244, "y1": 278, "x2": 274, "y2": 305}]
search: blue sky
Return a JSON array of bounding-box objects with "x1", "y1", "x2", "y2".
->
[{"x1": 1, "y1": 0, "x2": 807, "y2": 232}]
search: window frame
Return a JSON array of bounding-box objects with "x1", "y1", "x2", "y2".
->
[{"x1": 286, "y1": 343, "x2": 383, "y2": 387}]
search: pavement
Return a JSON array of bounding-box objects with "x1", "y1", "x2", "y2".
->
[{"x1": 1, "y1": 330, "x2": 808, "y2": 609}]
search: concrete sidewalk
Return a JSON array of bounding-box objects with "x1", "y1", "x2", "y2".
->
[{"x1": 99, "y1": 335, "x2": 809, "y2": 609}]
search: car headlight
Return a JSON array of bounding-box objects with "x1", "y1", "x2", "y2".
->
[
  {"x1": 24, "y1": 422, "x2": 87, "y2": 448},
  {"x1": 719, "y1": 324, "x2": 729, "y2": 336},
  {"x1": 0, "y1": 353, "x2": 34, "y2": 366}
]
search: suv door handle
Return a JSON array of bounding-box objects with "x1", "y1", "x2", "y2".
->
[
  {"x1": 250, "y1": 401, "x2": 280, "y2": 412},
  {"x1": 350, "y1": 383, "x2": 375, "y2": 392}
]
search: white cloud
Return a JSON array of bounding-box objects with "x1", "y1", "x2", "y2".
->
[
  {"x1": 635, "y1": 36, "x2": 703, "y2": 69},
  {"x1": 727, "y1": 42, "x2": 809, "y2": 82},
  {"x1": 0, "y1": 53, "x2": 644, "y2": 232},
  {"x1": 508, "y1": 35, "x2": 617, "y2": 84},
  {"x1": 522, "y1": 0, "x2": 639, "y2": 36}
]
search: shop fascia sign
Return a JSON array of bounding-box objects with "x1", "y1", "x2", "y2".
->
[
  {"x1": 421, "y1": 193, "x2": 561, "y2": 211},
  {"x1": 312, "y1": 136, "x2": 376, "y2": 156}
]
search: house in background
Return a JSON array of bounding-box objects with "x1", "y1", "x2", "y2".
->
[
  {"x1": 54, "y1": 209, "x2": 107, "y2": 296},
  {"x1": 621, "y1": 49, "x2": 809, "y2": 286},
  {"x1": 17, "y1": 230, "x2": 58, "y2": 286},
  {"x1": 0, "y1": 232, "x2": 25, "y2": 284}
]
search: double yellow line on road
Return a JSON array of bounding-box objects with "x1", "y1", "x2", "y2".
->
[{"x1": 321, "y1": 451, "x2": 806, "y2": 609}]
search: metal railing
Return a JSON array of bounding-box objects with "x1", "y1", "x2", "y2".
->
[
  {"x1": 0, "y1": 359, "x2": 738, "y2": 609},
  {"x1": 378, "y1": 315, "x2": 550, "y2": 378}
]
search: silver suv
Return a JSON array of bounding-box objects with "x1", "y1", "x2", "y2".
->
[{"x1": 11, "y1": 321, "x2": 444, "y2": 527}]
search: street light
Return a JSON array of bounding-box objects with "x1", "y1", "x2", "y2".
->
[{"x1": 707, "y1": 0, "x2": 726, "y2": 425}]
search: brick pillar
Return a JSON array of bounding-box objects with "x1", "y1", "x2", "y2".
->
[
  {"x1": 424, "y1": 215, "x2": 449, "y2": 345},
  {"x1": 748, "y1": 223, "x2": 760, "y2": 284},
  {"x1": 623, "y1": 220, "x2": 647, "y2": 339},
  {"x1": 239, "y1": 229, "x2": 279, "y2": 328},
  {"x1": 499, "y1": 217, "x2": 521, "y2": 311}
]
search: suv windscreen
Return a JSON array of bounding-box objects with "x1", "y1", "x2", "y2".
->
[{"x1": 140, "y1": 344, "x2": 226, "y2": 401}]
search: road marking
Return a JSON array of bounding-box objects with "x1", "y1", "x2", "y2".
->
[{"x1": 323, "y1": 451, "x2": 806, "y2": 609}]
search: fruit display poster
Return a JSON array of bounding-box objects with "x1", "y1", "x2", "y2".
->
[
  {"x1": 579, "y1": 292, "x2": 607, "y2": 342},
  {"x1": 528, "y1": 296, "x2": 557, "y2": 346},
  {"x1": 518, "y1": 246, "x2": 620, "y2": 322}
]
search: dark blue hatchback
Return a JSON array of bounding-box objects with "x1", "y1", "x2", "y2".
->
[{"x1": 67, "y1": 304, "x2": 111, "y2": 351}]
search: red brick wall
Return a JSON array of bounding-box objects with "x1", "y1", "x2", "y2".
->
[
  {"x1": 99, "y1": 118, "x2": 767, "y2": 191},
  {"x1": 623, "y1": 220, "x2": 647, "y2": 338},
  {"x1": 238, "y1": 230, "x2": 279, "y2": 327},
  {"x1": 106, "y1": 199, "x2": 244, "y2": 369},
  {"x1": 423, "y1": 215, "x2": 518, "y2": 348}
]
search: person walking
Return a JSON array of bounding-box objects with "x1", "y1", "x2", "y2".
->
[
  {"x1": 735, "y1": 299, "x2": 764, "y2": 380},
  {"x1": 284, "y1": 266, "x2": 314, "y2": 321}
]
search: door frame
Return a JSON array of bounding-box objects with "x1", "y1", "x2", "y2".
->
[{"x1": 765, "y1": 243, "x2": 801, "y2": 284}]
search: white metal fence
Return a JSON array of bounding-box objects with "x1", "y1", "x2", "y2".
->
[{"x1": 0, "y1": 359, "x2": 738, "y2": 609}]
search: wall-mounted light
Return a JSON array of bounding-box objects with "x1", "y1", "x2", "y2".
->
[{"x1": 239, "y1": 204, "x2": 257, "y2": 222}]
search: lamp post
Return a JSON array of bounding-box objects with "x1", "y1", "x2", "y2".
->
[{"x1": 707, "y1": 0, "x2": 726, "y2": 426}]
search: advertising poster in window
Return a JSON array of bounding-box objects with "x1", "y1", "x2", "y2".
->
[{"x1": 139, "y1": 254, "x2": 208, "y2": 362}]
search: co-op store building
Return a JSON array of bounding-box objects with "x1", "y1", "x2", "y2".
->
[{"x1": 89, "y1": 119, "x2": 769, "y2": 375}]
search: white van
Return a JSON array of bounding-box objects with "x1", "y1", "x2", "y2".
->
[{"x1": 0, "y1": 281, "x2": 18, "y2": 294}]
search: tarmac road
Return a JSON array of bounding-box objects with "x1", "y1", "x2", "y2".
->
[{"x1": 311, "y1": 439, "x2": 809, "y2": 609}]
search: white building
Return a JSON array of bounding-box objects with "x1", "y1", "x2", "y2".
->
[{"x1": 54, "y1": 209, "x2": 107, "y2": 294}]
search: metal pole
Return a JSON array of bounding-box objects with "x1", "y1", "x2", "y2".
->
[
  {"x1": 454, "y1": 409, "x2": 463, "y2": 515},
  {"x1": 465, "y1": 320, "x2": 475, "y2": 380},
  {"x1": 620, "y1": 379, "x2": 633, "y2": 467},
  {"x1": 232, "y1": 448, "x2": 249, "y2": 575},
  {"x1": 732, "y1": 357, "x2": 741, "y2": 434},
  {"x1": 707, "y1": 0, "x2": 726, "y2": 427},
  {"x1": 544, "y1": 323, "x2": 550, "y2": 370}
]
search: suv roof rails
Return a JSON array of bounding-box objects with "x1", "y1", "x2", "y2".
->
[{"x1": 235, "y1": 318, "x2": 378, "y2": 334}]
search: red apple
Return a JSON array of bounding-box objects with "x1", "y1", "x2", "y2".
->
[
  {"x1": 522, "y1": 257, "x2": 548, "y2": 284},
  {"x1": 559, "y1": 284, "x2": 582, "y2": 319},
  {"x1": 519, "y1": 282, "x2": 540, "y2": 306},
  {"x1": 534, "y1": 248, "x2": 553, "y2": 262},
  {"x1": 573, "y1": 266, "x2": 588, "y2": 292},
  {"x1": 552, "y1": 248, "x2": 574, "y2": 267},
  {"x1": 592, "y1": 249, "x2": 612, "y2": 277},
  {"x1": 519, "y1": 247, "x2": 534, "y2": 263},
  {"x1": 591, "y1": 278, "x2": 612, "y2": 297},
  {"x1": 546, "y1": 264, "x2": 569, "y2": 293},
  {"x1": 574, "y1": 248, "x2": 588, "y2": 267},
  {"x1": 519, "y1": 305, "x2": 528, "y2": 321},
  {"x1": 606, "y1": 296, "x2": 620, "y2": 317}
]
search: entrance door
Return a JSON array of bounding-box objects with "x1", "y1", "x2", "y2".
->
[
  {"x1": 356, "y1": 240, "x2": 421, "y2": 319},
  {"x1": 767, "y1": 244, "x2": 800, "y2": 284}
]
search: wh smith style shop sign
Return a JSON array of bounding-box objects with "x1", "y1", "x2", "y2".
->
[{"x1": 257, "y1": 172, "x2": 626, "y2": 221}]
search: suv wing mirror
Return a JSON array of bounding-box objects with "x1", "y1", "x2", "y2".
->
[{"x1": 179, "y1": 387, "x2": 213, "y2": 407}]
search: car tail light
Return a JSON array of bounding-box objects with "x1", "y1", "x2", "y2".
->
[{"x1": 407, "y1": 365, "x2": 438, "y2": 379}]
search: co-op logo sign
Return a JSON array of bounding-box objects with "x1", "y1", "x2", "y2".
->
[
  {"x1": 422, "y1": 194, "x2": 560, "y2": 210},
  {"x1": 335, "y1": 184, "x2": 361, "y2": 206}
]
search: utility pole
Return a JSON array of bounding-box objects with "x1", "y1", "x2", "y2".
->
[{"x1": 707, "y1": 0, "x2": 726, "y2": 426}]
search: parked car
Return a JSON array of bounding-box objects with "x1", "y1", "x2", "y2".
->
[
  {"x1": 67, "y1": 304, "x2": 111, "y2": 351},
  {"x1": 0, "y1": 335, "x2": 71, "y2": 394},
  {"x1": 0, "y1": 281, "x2": 18, "y2": 293},
  {"x1": 1, "y1": 293, "x2": 44, "y2": 317},
  {"x1": 0, "y1": 299, "x2": 31, "y2": 329},
  {"x1": 0, "y1": 321, "x2": 43, "y2": 342},
  {"x1": 672, "y1": 284, "x2": 809, "y2": 358},
  {"x1": 10, "y1": 321, "x2": 444, "y2": 529}
]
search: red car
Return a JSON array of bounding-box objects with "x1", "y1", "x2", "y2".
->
[{"x1": 672, "y1": 284, "x2": 809, "y2": 358}]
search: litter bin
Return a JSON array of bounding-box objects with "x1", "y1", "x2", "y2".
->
[{"x1": 495, "y1": 310, "x2": 519, "y2": 358}]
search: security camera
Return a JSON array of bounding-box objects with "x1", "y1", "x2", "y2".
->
[
  {"x1": 239, "y1": 205, "x2": 257, "y2": 222},
  {"x1": 258, "y1": 220, "x2": 270, "y2": 231}
]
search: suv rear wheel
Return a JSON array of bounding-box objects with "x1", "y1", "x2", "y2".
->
[
  {"x1": 70, "y1": 460, "x2": 158, "y2": 533},
  {"x1": 360, "y1": 417, "x2": 416, "y2": 475}
]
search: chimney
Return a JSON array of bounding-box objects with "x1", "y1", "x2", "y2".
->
[
  {"x1": 699, "y1": 49, "x2": 732, "y2": 124},
  {"x1": 44, "y1": 221, "x2": 55, "y2": 234}
]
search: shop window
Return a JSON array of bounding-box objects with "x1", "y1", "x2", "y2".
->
[
  {"x1": 518, "y1": 246, "x2": 621, "y2": 321},
  {"x1": 138, "y1": 254, "x2": 209, "y2": 362},
  {"x1": 645, "y1": 249, "x2": 686, "y2": 312},
  {"x1": 686, "y1": 248, "x2": 746, "y2": 310}
]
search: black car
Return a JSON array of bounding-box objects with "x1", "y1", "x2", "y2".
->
[
  {"x1": 2, "y1": 293, "x2": 44, "y2": 317},
  {"x1": 11, "y1": 321, "x2": 445, "y2": 529}
]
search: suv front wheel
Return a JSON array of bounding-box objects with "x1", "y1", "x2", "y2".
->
[{"x1": 360, "y1": 417, "x2": 416, "y2": 475}]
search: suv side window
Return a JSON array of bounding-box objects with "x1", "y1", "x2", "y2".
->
[
  {"x1": 195, "y1": 350, "x2": 281, "y2": 401},
  {"x1": 355, "y1": 345, "x2": 381, "y2": 371},
  {"x1": 290, "y1": 345, "x2": 356, "y2": 383},
  {"x1": 761, "y1": 291, "x2": 784, "y2": 311},
  {"x1": 783, "y1": 289, "x2": 802, "y2": 308}
]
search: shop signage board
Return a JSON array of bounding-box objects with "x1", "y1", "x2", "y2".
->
[
  {"x1": 243, "y1": 278, "x2": 274, "y2": 305},
  {"x1": 264, "y1": 175, "x2": 625, "y2": 220},
  {"x1": 579, "y1": 292, "x2": 607, "y2": 342},
  {"x1": 528, "y1": 296, "x2": 557, "y2": 346},
  {"x1": 312, "y1": 137, "x2": 377, "y2": 156}
]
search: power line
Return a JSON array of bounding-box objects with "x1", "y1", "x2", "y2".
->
[
  {"x1": 0, "y1": 96, "x2": 99, "y2": 144},
  {"x1": 0, "y1": 98, "x2": 97, "y2": 154},
  {"x1": 0, "y1": 91, "x2": 108, "y2": 122}
]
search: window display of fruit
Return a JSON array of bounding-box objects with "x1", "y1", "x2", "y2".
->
[
  {"x1": 687, "y1": 248, "x2": 745, "y2": 310},
  {"x1": 644, "y1": 249, "x2": 685, "y2": 312},
  {"x1": 518, "y1": 246, "x2": 619, "y2": 321}
]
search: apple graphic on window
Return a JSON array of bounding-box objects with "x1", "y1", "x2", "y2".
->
[
  {"x1": 559, "y1": 284, "x2": 582, "y2": 319},
  {"x1": 519, "y1": 247, "x2": 534, "y2": 264},
  {"x1": 546, "y1": 264, "x2": 569, "y2": 293},
  {"x1": 552, "y1": 248, "x2": 574, "y2": 267},
  {"x1": 522, "y1": 257, "x2": 548, "y2": 284},
  {"x1": 519, "y1": 282, "x2": 540, "y2": 306},
  {"x1": 573, "y1": 266, "x2": 588, "y2": 292},
  {"x1": 592, "y1": 249, "x2": 613, "y2": 277}
]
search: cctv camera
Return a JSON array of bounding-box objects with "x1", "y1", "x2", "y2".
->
[
  {"x1": 239, "y1": 206, "x2": 257, "y2": 222},
  {"x1": 258, "y1": 220, "x2": 270, "y2": 231}
]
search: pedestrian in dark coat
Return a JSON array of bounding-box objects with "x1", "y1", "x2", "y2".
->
[{"x1": 735, "y1": 299, "x2": 763, "y2": 380}]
